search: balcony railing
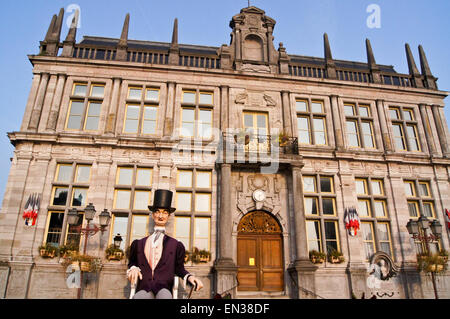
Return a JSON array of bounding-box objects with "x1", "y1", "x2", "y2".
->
[{"x1": 220, "y1": 132, "x2": 299, "y2": 159}]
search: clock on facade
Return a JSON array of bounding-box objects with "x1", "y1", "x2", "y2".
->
[{"x1": 252, "y1": 189, "x2": 266, "y2": 202}]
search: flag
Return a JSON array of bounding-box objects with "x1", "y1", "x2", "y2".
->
[
  {"x1": 23, "y1": 193, "x2": 39, "y2": 226},
  {"x1": 344, "y1": 207, "x2": 360, "y2": 236},
  {"x1": 445, "y1": 209, "x2": 450, "y2": 230}
]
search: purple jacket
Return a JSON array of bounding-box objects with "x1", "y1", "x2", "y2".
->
[{"x1": 127, "y1": 235, "x2": 190, "y2": 295}]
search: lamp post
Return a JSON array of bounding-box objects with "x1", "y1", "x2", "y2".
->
[
  {"x1": 406, "y1": 215, "x2": 443, "y2": 299},
  {"x1": 113, "y1": 234, "x2": 123, "y2": 249},
  {"x1": 67, "y1": 203, "x2": 111, "y2": 299}
]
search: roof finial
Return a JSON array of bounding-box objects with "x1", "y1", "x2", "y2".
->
[
  {"x1": 405, "y1": 43, "x2": 423, "y2": 88},
  {"x1": 171, "y1": 18, "x2": 178, "y2": 46},
  {"x1": 323, "y1": 33, "x2": 336, "y2": 79},
  {"x1": 119, "y1": 13, "x2": 130, "y2": 47},
  {"x1": 418, "y1": 45, "x2": 437, "y2": 89}
]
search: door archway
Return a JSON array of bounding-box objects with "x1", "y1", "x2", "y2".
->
[{"x1": 237, "y1": 211, "x2": 284, "y2": 292}]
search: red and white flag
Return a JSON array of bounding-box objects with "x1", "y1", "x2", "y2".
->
[
  {"x1": 23, "y1": 193, "x2": 39, "y2": 226},
  {"x1": 344, "y1": 207, "x2": 360, "y2": 236}
]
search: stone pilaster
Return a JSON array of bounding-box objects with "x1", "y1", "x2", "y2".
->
[
  {"x1": 376, "y1": 99, "x2": 393, "y2": 152},
  {"x1": 419, "y1": 104, "x2": 437, "y2": 156},
  {"x1": 105, "y1": 77, "x2": 122, "y2": 134},
  {"x1": 330, "y1": 95, "x2": 344, "y2": 150},
  {"x1": 432, "y1": 105, "x2": 450, "y2": 158},
  {"x1": 163, "y1": 82, "x2": 176, "y2": 137},
  {"x1": 281, "y1": 91, "x2": 292, "y2": 136},
  {"x1": 28, "y1": 73, "x2": 50, "y2": 130},
  {"x1": 214, "y1": 164, "x2": 237, "y2": 297},
  {"x1": 289, "y1": 164, "x2": 318, "y2": 298},
  {"x1": 46, "y1": 73, "x2": 66, "y2": 131}
]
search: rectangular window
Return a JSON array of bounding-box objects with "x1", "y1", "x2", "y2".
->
[
  {"x1": 324, "y1": 221, "x2": 339, "y2": 254},
  {"x1": 180, "y1": 90, "x2": 214, "y2": 139},
  {"x1": 306, "y1": 220, "x2": 321, "y2": 252},
  {"x1": 110, "y1": 214, "x2": 128, "y2": 250},
  {"x1": 344, "y1": 102, "x2": 376, "y2": 149},
  {"x1": 175, "y1": 216, "x2": 191, "y2": 250},
  {"x1": 194, "y1": 217, "x2": 210, "y2": 250},
  {"x1": 124, "y1": 86, "x2": 160, "y2": 135},
  {"x1": 389, "y1": 106, "x2": 421, "y2": 152},
  {"x1": 175, "y1": 168, "x2": 213, "y2": 254},
  {"x1": 131, "y1": 215, "x2": 149, "y2": 243},
  {"x1": 356, "y1": 177, "x2": 392, "y2": 259},
  {"x1": 346, "y1": 120, "x2": 360, "y2": 147},
  {"x1": 362, "y1": 222, "x2": 375, "y2": 260},
  {"x1": 44, "y1": 212, "x2": 64, "y2": 246},
  {"x1": 66, "y1": 83, "x2": 104, "y2": 131},
  {"x1": 296, "y1": 99, "x2": 327, "y2": 146},
  {"x1": 405, "y1": 180, "x2": 435, "y2": 219},
  {"x1": 112, "y1": 165, "x2": 153, "y2": 247},
  {"x1": 377, "y1": 222, "x2": 393, "y2": 256}
]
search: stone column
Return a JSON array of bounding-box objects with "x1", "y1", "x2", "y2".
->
[
  {"x1": 214, "y1": 163, "x2": 237, "y2": 297},
  {"x1": 28, "y1": 72, "x2": 50, "y2": 130},
  {"x1": 105, "y1": 77, "x2": 122, "y2": 134},
  {"x1": 432, "y1": 105, "x2": 450, "y2": 157},
  {"x1": 376, "y1": 99, "x2": 393, "y2": 152},
  {"x1": 163, "y1": 82, "x2": 176, "y2": 137},
  {"x1": 281, "y1": 91, "x2": 292, "y2": 136},
  {"x1": 46, "y1": 73, "x2": 67, "y2": 131},
  {"x1": 419, "y1": 104, "x2": 437, "y2": 156},
  {"x1": 330, "y1": 95, "x2": 344, "y2": 150},
  {"x1": 289, "y1": 164, "x2": 318, "y2": 299}
]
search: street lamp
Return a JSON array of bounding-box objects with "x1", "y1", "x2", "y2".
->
[
  {"x1": 67, "y1": 203, "x2": 111, "y2": 299},
  {"x1": 113, "y1": 234, "x2": 123, "y2": 249},
  {"x1": 406, "y1": 215, "x2": 443, "y2": 299}
]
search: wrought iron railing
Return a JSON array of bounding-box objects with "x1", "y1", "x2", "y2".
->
[{"x1": 221, "y1": 132, "x2": 299, "y2": 156}]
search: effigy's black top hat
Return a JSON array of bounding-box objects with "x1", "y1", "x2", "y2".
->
[{"x1": 148, "y1": 189, "x2": 176, "y2": 213}]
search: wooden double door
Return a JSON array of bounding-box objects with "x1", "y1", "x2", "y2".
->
[{"x1": 236, "y1": 211, "x2": 284, "y2": 292}]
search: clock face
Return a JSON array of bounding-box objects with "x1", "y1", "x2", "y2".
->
[{"x1": 253, "y1": 189, "x2": 266, "y2": 202}]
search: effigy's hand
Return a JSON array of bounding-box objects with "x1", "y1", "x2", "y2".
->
[
  {"x1": 188, "y1": 276, "x2": 204, "y2": 291},
  {"x1": 127, "y1": 267, "x2": 142, "y2": 285}
]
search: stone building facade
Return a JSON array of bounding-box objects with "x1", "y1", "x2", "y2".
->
[{"x1": 1, "y1": 6, "x2": 449, "y2": 299}]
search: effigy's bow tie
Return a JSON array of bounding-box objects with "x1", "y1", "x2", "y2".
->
[{"x1": 153, "y1": 229, "x2": 165, "y2": 243}]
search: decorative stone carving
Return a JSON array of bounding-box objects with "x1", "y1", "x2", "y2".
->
[
  {"x1": 237, "y1": 211, "x2": 281, "y2": 234},
  {"x1": 235, "y1": 92, "x2": 248, "y2": 104},
  {"x1": 263, "y1": 94, "x2": 276, "y2": 107}
]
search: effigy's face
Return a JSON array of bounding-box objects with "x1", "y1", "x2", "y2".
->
[{"x1": 152, "y1": 208, "x2": 170, "y2": 227}]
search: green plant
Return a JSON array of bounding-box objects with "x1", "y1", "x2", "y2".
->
[
  {"x1": 417, "y1": 252, "x2": 448, "y2": 274},
  {"x1": 59, "y1": 243, "x2": 79, "y2": 257},
  {"x1": 309, "y1": 250, "x2": 326, "y2": 264},
  {"x1": 327, "y1": 249, "x2": 345, "y2": 263},
  {"x1": 38, "y1": 243, "x2": 58, "y2": 258},
  {"x1": 190, "y1": 247, "x2": 211, "y2": 263},
  {"x1": 277, "y1": 131, "x2": 290, "y2": 146},
  {"x1": 105, "y1": 244, "x2": 125, "y2": 261}
]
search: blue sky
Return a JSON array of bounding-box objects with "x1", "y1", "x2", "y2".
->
[{"x1": 0, "y1": 0, "x2": 449, "y2": 207}]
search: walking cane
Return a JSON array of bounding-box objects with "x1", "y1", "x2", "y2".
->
[{"x1": 187, "y1": 282, "x2": 197, "y2": 299}]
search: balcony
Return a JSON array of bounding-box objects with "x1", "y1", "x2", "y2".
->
[{"x1": 218, "y1": 132, "x2": 299, "y2": 165}]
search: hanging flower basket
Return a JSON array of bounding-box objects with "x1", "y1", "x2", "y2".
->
[{"x1": 417, "y1": 252, "x2": 448, "y2": 274}]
